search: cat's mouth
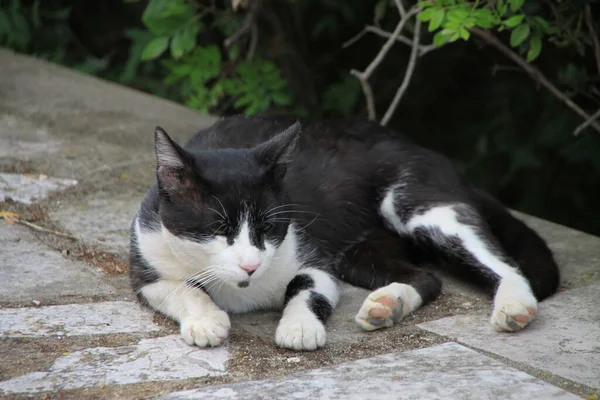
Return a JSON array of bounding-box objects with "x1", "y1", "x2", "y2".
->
[{"x1": 237, "y1": 280, "x2": 250, "y2": 288}]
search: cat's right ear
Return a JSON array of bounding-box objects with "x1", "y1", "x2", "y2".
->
[
  {"x1": 154, "y1": 127, "x2": 193, "y2": 194},
  {"x1": 155, "y1": 127, "x2": 186, "y2": 170}
]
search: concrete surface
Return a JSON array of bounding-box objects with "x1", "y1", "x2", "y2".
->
[
  {"x1": 0, "y1": 172, "x2": 78, "y2": 204},
  {"x1": 161, "y1": 343, "x2": 579, "y2": 400},
  {"x1": 0, "y1": 224, "x2": 116, "y2": 303},
  {"x1": 1, "y1": 48, "x2": 599, "y2": 399},
  {"x1": 419, "y1": 284, "x2": 600, "y2": 389},
  {"x1": 0, "y1": 335, "x2": 229, "y2": 395},
  {"x1": 0, "y1": 301, "x2": 160, "y2": 337}
]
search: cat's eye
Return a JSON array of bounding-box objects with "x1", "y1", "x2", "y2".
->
[
  {"x1": 263, "y1": 222, "x2": 275, "y2": 233},
  {"x1": 213, "y1": 222, "x2": 231, "y2": 236}
]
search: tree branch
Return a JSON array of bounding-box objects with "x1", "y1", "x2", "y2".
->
[
  {"x1": 394, "y1": 0, "x2": 407, "y2": 18},
  {"x1": 381, "y1": 19, "x2": 422, "y2": 125},
  {"x1": 343, "y1": 26, "x2": 436, "y2": 56},
  {"x1": 224, "y1": 0, "x2": 261, "y2": 48},
  {"x1": 574, "y1": 108, "x2": 600, "y2": 136},
  {"x1": 350, "y1": 6, "x2": 421, "y2": 120},
  {"x1": 470, "y1": 27, "x2": 600, "y2": 135},
  {"x1": 584, "y1": 4, "x2": 600, "y2": 76}
]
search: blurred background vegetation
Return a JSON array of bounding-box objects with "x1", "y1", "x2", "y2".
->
[{"x1": 1, "y1": 0, "x2": 599, "y2": 236}]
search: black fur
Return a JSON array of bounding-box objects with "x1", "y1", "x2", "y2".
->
[
  {"x1": 308, "y1": 291, "x2": 333, "y2": 322},
  {"x1": 284, "y1": 274, "x2": 314, "y2": 305},
  {"x1": 130, "y1": 115, "x2": 560, "y2": 325}
]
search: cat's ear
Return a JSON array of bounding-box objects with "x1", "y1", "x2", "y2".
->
[
  {"x1": 254, "y1": 121, "x2": 301, "y2": 179},
  {"x1": 154, "y1": 127, "x2": 196, "y2": 195}
]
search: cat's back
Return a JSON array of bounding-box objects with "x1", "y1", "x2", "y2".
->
[{"x1": 182, "y1": 115, "x2": 412, "y2": 154}]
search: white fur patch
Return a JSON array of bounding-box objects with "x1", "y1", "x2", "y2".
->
[
  {"x1": 355, "y1": 282, "x2": 422, "y2": 331},
  {"x1": 275, "y1": 268, "x2": 338, "y2": 351},
  {"x1": 135, "y1": 216, "x2": 303, "y2": 313},
  {"x1": 276, "y1": 291, "x2": 326, "y2": 351},
  {"x1": 379, "y1": 195, "x2": 538, "y2": 332},
  {"x1": 299, "y1": 267, "x2": 340, "y2": 307}
]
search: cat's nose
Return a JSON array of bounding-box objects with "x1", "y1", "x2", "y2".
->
[{"x1": 240, "y1": 264, "x2": 259, "y2": 276}]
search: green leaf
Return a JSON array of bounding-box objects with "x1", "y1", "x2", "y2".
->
[
  {"x1": 503, "y1": 14, "x2": 524, "y2": 28},
  {"x1": 446, "y1": 7, "x2": 469, "y2": 23},
  {"x1": 141, "y1": 36, "x2": 169, "y2": 60},
  {"x1": 473, "y1": 9, "x2": 497, "y2": 28},
  {"x1": 532, "y1": 16, "x2": 553, "y2": 34},
  {"x1": 459, "y1": 27, "x2": 470, "y2": 40},
  {"x1": 433, "y1": 28, "x2": 454, "y2": 46},
  {"x1": 496, "y1": 0, "x2": 508, "y2": 16},
  {"x1": 417, "y1": 8, "x2": 434, "y2": 22},
  {"x1": 509, "y1": 0, "x2": 525, "y2": 12},
  {"x1": 142, "y1": 0, "x2": 194, "y2": 36},
  {"x1": 429, "y1": 9, "x2": 445, "y2": 32},
  {"x1": 510, "y1": 23, "x2": 530, "y2": 47},
  {"x1": 526, "y1": 35, "x2": 542, "y2": 62},
  {"x1": 170, "y1": 24, "x2": 198, "y2": 59}
]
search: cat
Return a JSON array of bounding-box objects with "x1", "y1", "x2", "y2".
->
[{"x1": 129, "y1": 115, "x2": 559, "y2": 351}]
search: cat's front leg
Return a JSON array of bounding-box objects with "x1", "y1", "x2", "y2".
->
[
  {"x1": 140, "y1": 279, "x2": 230, "y2": 347},
  {"x1": 276, "y1": 268, "x2": 339, "y2": 351}
]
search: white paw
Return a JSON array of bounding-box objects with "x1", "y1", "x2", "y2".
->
[
  {"x1": 491, "y1": 299, "x2": 537, "y2": 332},
  {"x1": 355, "y1": 286, "x2": 406, "y2": 332},
  {"x1": 180, "y1": 310, "x2": 230, "y2": 347},
  {"x1": 491, "y1": 280, "x2": 538, "y2": 332},
  {"x1": 275, "y1": 315, "x2": 326, "y2": 351}
]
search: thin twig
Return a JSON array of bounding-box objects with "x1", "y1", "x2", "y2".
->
[
  {"x1": 584, "y1": 4, "x2": 600, "y2": 76},
  {"x1": 394, "y1": 0, "x2": 407, "y2": 17},
  {"x1": 350, "y1": 69, "x2": 377, "y2": 119},
  {"x1": 342, "y1": 29, "x2": 368, "y2": 48},
  {"x1": 574, "y1": 108, "x2": 600, "y2": 136},
  {"x1": 3, "y1": 217, "x2": 78, "y2": 240},
  {"x1": 381, "y1": 19, "x2": 422, "y2": 126},
  {"x1": 350, "y1": 6, "x2": 421, "y2": 120},
  {"x1": 247, "y1": 22, "x2": 258, "y2": 61},
  {"x1": 365, "y1": 25, "x2": 437, "y2": 56},
  {"x1": 470, "y1": 27, "x2": 600, "y2": 135},
  {"x1": 343, "y1": 25, "x2": 437, "y2": 57},
  {"x1": 224, "y1": 0, "x2": 261, "y2": 48},
  {"x1": 364, "y1": 7, "x2": 421, "y2": 78}
]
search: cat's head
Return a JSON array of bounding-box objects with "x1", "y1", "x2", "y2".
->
[{"x1": 154, "y1": 122, "x2": 301, "y2": 289}]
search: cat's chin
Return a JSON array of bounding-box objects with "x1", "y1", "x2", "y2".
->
[{"x1": 237, "y1": 280, "x2": 250, "y2": 288}]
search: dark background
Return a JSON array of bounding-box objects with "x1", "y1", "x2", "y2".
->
[{"x1": 2, "y1": 0, "x2": 599, "y2": 236}]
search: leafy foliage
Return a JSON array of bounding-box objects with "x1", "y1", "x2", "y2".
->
[
  {"x1": 417, "y1": 0, "x2": 554, "y2": 61},
  {"x1": 2, "y1": 0, "x2": 600, "y2": 237}
]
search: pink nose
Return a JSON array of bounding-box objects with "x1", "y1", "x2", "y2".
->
[{"x1": 240, "y1": 263, "x2": 260, "y2": 276}]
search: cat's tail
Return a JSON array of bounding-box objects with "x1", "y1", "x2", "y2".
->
[{"x1": 468, "y1": 187, "x2": 560, "y2": 301}]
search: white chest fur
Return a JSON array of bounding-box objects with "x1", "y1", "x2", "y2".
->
[{"x1": 135, "y1": 218, "x2": 303, "y2": 313}]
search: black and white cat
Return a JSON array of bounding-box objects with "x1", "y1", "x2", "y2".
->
[{"x1": 129, "y1": 115, "x2": 559, "y2": 351}]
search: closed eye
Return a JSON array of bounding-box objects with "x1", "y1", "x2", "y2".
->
[
  {"x1": 263, "y1": 222, "x2": 275, "y2": 233},
  {"x1": 213, "y1": 221, "x2": 231, "y2": 236}
]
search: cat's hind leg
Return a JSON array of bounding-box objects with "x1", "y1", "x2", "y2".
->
[
  {"x1": 379, "y1": 186, "x2": 538, "y2": 332},
  {"x1": 276, "y1": 268, "x2": 339, "y2": 351},
  {"x1": 339, "y1": 230, "x2": 442, "y2": 331}
]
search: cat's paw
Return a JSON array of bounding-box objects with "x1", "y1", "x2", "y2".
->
[
  {"x1": 275, "y1": 315, "x2": 326, "y2": 351},
  {"x1": 180, "y1": 310, "x2": 231, "y2": 347},
  {"x1": 491, "y1": 280, "x2": 538, "y2": 332},
  {"x1": 491, "y1": 299, "x2": 537, "y2": 332},
  {"x1": 355, "y1": 283, "x2": 416, "y2": 331},
  {"x1": 355, "y1": 293, "x2": 402, "y2": 332}
]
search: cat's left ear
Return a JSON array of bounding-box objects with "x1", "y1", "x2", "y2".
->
[
  {"x1": 254, "y1": 121, "x2": 301, "y2": 179},
  {"x1": 154, "y1": 126, "x2": 196, "y2": 195}
]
